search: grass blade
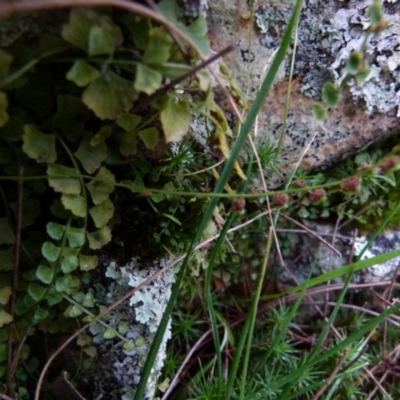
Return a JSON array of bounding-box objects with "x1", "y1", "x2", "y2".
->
[{"x1": 135, "y1": 1, "x2": 304, "y2": 397}]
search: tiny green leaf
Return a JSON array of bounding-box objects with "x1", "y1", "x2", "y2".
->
[
  {"x1": 22, "y1": 125, "x2": 56, "y2": 163},
  {"x1": 62, "y1": 8, "x2": 96, "y2": 51},
  {"x1": 142, "y1": 27, "x2": 172, "y2": 64},
  {"x1": 77, "y1": 333, "x2": 91, "y2": 346},
  {"x1": 138, "y1": 127, "x2": 159, "y2": 149},
  {"x1": 321, "y1": 82, "x2": 340, "y2": 107},
  {"x1": 15, "y1": 298, "x2": 30, "y2": 315},
  {"x1": 42, "y1": 241, "x2": 61, "y2": 262},
  {"x1": 55, "y1": 275, "x2": 73, "y2": 293},
  {"x1": 87, "y1": 226, "x2": 111, "y2": 250},
  {"x1": 86, "y1": 167, "x2": 115, "y2": 205},
  {"x1": 311, "y1": 103, "x2": 327, "y2": 124},
  {"x1": 83, "y1": 346, "x2": 97, "y2": 357},
  {"x1": 370, "y1": 1, "x2": 383, "y2": 26},
  {"x1": 23, "y1": 293, "x2": 36, "y2": 307},
  {"x1": 88, "y1": 25, "x2": 123, "y2": 56},
  {"x1": 89, "y1": 198, "x2": 114, "y2": 228},
  {"x1": 183, "y1": 15, "x2": 209, "y2": 55},
  {"x1": 46, "y1": 222, "x2": 66, "y2": 240},
  {"x1": 160, "y1": 96, "x2": 191, "y2": 143},
  {"x1": 47, "y1": 164, "x2": 81, "y2": 195},
  {"x1": 82, "y1": 70, "x2": 136, "y2": 120},
  {"x1": 0, "y1": 287, "x2": 11, "y2": 305},
  {"x1": 62, "y1": 8, "x2": 121, "y2": 54},
  {"x1": 34, "y1": 307, "x2": 49, "y2": 321},
  {"x1": 0, "y1": 92, "x2": 9, "y2": 128},
  {"x1": 66, "y1": 227, "x2": 85, "y2": 248},
  {"x1": 45, "y1": 288, "x2": 63, "y2": 305},
  {"x1": 90, "y1": 126, "x2": 112, "y2": 146},
  {"x1": 123, "y1": 341, "x2": 136, "y2": 351},
  {"x1": 61, "y1": 255, "x2": 79, "y2": 274},
  {"x1": 0, "y1": 310, "x2": 12, "y2": 328},
  {"x1": 103, "y1": 328, "x2": 117, "y2": 339},
  {"x1": 68, "y1": 305, "x2": 83, "y2": 317},
  {"x1": 61, "y1": 246, "x2": 80, "y2": 259},
  {"x1": 355, "y1": 62, "x2": 370, "y2": 86},
  {"x1": 134, "y1": 64, "x2": 163, "y2": 95},
  {"x1": 116, "y1": 131, "x2": 137, "y2": 156},
  {"x1": 66, "y1": 60, "x2": 100, "y2": 87},
  {"x1": 28, "y1": 282, "x2": 47, "y2": 302},
  {"x1": 79, "y1": 254, "x2": 98, "y2": 271},
  {"x1": 61, "y1": 194, "x2": 87, "y2": 218},
  {"x1": 83, "y1": 292, "x2": 95, "y2": 308},
  {"x1": 345, "y1": 51, "x2": 363, "y2": 75},
  {"x1": 118, "y1": 321, "x2": 129, "y2": 335},
  {"x1": 0, "y1": 218, "x2": 15, "y2": 245},
  {"x1": 75, "y1": 133, "x2": 107, "y2": 174},
  {"x1": 36, "y1": 265, "x2": 54, "y2": 284},
  {"x1": 298, "y1": 206, "x2": 310, "y2": 219},
  {"x1": 116, "y1": 113, "x2": 141, "y2": 132}
]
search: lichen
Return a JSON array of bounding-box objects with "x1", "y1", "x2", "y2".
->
[
  {"x1": 278, "y1": 221, "x2": 400, "y2": 288},
  {"x1": 325, "y1": 4, "x2": 400, "y2": 116},
  {"x1": 253, "y1": 0, "x2": 400, "y2": 116},
  {"x1": 84, "y1": 258, "x2": 176, "y2": 399}
]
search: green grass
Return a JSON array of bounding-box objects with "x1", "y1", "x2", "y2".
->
[{"x1": 2, "y1": 1, "x2": 400, "y2": 399}]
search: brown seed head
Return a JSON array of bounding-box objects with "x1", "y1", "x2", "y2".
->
[
  {"x1": 341, "y1": 176, "x2": 362, "y2": 193},
  {"x1": 356, "y1": 163, "x2": 371, "y2": 172},
  {"x1": 309, "y1": 189, "x2": 326, "y2": 204},
  {"x1": 380, "y1": 156, "x2": 399, "y2": 174},
  {"x1": 273, "y1": 193, "x2": 290, "y2": 207},
  {"x1": 292, "y1": 180, "x2": 307, "y2": 188},
  {"x1": 232, "y1": 198, "x2": 246, "y2": 212}
]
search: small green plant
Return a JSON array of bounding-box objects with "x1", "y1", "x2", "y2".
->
[{"x1": 1, "y1": 0, "x2": 400, "y2": 399}]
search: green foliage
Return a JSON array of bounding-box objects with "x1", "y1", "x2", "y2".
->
[
  {"x1": 0, "y1": 2, "x2": 215, "y2": 395},
  {"x1": 0, "y1": 1, "x2": 398, "y2": 398}
]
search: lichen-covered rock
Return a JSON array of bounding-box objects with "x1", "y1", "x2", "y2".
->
[
  {"x1": 81, "y1": 258, "x2": 175, "y2": 400},
  {"x1": 208, "y1": 0, "x2": 400, "y2": 187},
  {"x1": 277, "y1": 221, "x2": 400, "y2": 290}
]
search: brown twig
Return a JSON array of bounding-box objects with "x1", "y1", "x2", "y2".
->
[
  {"x1": 280, "y1": 213, "x2": 342, "y2": 257},
  {"x1": 6, "y1": 166, "x2": 24, "y2": 398},
  {"x1": 364, "y1": 368, "x2": 393, "y2": 400},
  {"x1": 161, "y1": 330, "x2": 211, "y2": 399},
  {"x1": 132, "y1": 45, "x2": 235, "y2": 113},
  {"x1": 312, "y1": 348, "x2": 349, "y2": 400},
  {"x1": 301, "y1": 301, "x2": 400, "y2": 328}
]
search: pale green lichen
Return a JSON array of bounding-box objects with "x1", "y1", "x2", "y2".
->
[
  {"x1": 85, "y1": 258, "x2": 176, "y2": 399},
  {"x1": 254, "y1": 1, "x2": 400, "y2": 116}
]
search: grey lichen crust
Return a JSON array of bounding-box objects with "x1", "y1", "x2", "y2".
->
[
  {"x1": 256, "y1": 0, "x2": 400, "y2": 114},
  {"x1": 208, "y1": 0, "x2": 400, "y2": 188},
  {"x1": 278, "y1": 221, "x2": 400, "y2": 289},
  {"x1": 86, "y1": 258, "x2": 175, "y2": 400},
  {"x1": 323, "y1": 4, "x2": 400, "y2": 116}
]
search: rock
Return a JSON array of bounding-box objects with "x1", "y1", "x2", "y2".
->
[
  {"x1": 208, "y1": 0, "x2": 400, "y2": 187},
  {"x1": 277, "y1": 220, "x2": 400, "y2": 290},
  {"x1": 80, "y1": 258, "x2": 176, "y2": 400}
]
